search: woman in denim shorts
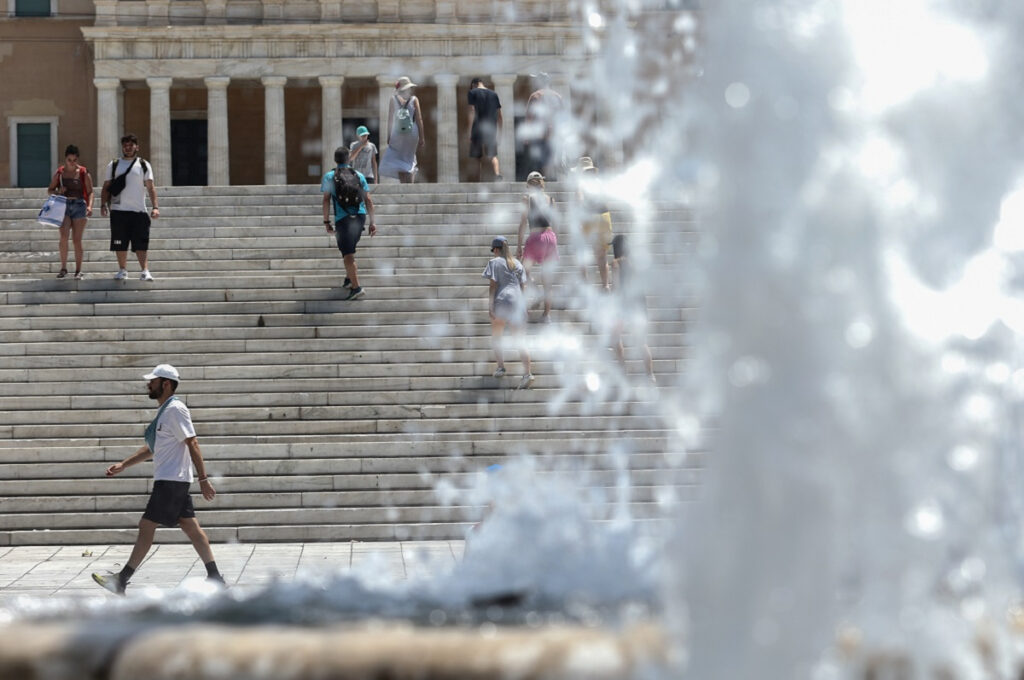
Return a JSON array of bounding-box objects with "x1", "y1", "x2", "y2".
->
[{"x1": 46, "y1": 144, "x2": 94, "y2": 280}]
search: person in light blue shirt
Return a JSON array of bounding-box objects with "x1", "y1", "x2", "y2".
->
[{"x1": 321, "y1": 147, "x2": 377, "y2": 300}]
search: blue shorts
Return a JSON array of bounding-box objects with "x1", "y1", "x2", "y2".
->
[{"x1": 65, "y1": 199, "x2": 87, "y2": 221}]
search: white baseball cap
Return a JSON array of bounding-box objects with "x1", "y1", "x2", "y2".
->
[{"x1": 144, "y1": 364, "x2": 180, "y2": 381}]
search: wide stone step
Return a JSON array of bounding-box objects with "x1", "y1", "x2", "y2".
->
[
  {"x1": 0, "y1": 452, "x2": 673, "y2": 481},
  {"x1": 0, "y1": 330, "x2": 685, "y2": 355},
  {"x1": 0, "y1": 284, "x2": 685, "y2": 307},
  {"x1": 0, "y1": 433, "x2": 681, "y2": 464},
  {"x1": 0, "y1": 499, "x2": 669, "y2": 532},
  {"x1": 0, "y1": 522, "x2": 467, "y2": 545},
  {"x1": 0, "y1": 395, "x2": 662, "y2": 425},
  {"x1": 0, "y1": 480, "x2": 689, "y2": 515},
  {"x1": 4, "y1": 412, "x2": 668, "y2": 440},
  {"x1": 0, "y1": 320, "x2": 686, "y2": 344},
  {"x1": 0, "y1": 381, "x2": 670, "y2": 409}
]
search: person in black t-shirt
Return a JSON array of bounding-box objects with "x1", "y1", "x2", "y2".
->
[{"x1": 466, "y1": 78, "x2": 504, "y2": 182}]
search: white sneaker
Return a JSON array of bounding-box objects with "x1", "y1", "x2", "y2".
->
[
  {"x1": 113, "y1": 269, "x2": 128, "y2": 280},
  {"x1": 492, "y1": 367, "x2": 507, "y2": 378},
  {"x1": 91, "y1": 571, "x2": 125, "y2": 595},
  {"x1": 140, "y1": 270, "x2": 154, "y2": 281}
]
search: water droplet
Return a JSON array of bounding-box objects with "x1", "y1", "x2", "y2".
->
[
  {"x1": 725, "y1": 82, "x2": 751, "y2": 108},
  {"x1": 845, "y1": 320, "x2": 874, "y2": 348},
  {"x1": 905, "y1": 500, "x2": 944, "y2": 539},
  {"x1": 948, "y1": 445, "x2": 979, "y2": 472}
]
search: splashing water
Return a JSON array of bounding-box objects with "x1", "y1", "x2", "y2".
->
[
  {"x1": 12, "y1": 1, "x2": 1024, "y2": 678},
  {"x1": 672, "y1": 0, "x2": 1024, "y2": 677}
]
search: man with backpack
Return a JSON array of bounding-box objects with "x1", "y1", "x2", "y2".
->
[
  {"x1": 100, "y1": 133, "x2": 160, "y2": 281},
  {"x1": 321, "y1": 146, "x2": 376, "y2": 300}
]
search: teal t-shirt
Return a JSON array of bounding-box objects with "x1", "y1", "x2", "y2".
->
[{"x1": 320, "y1": 166, "x2": 369, "y2": 218}]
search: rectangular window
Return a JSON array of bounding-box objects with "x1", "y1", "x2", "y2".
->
[
  {"x1": 14, "y1": 0, "x2": 50, "y2": 17},
  {"x1": 16, "y1": 123, "x2": 52, "y2": 187}
]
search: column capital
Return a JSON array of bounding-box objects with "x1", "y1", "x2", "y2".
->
[
  {"x1": 145, "y1": 77, "x2": 173, "y2": 89},
  {"x1": 433, "y1": 73, "x2": 459, "y2": 86},
  {"x1": 318, "y1": 75, "x2": 344, "y2": 88},
  {"x1": 491, "y1": 74, "x2": 517, "y2": 86},
  {"x1": 93, "y1": 77, "x2": 121, "y2": 91},
  {"x1": 261, "y1": 76, "x2": 288, "y2": 88},
  {"x1": 204, "y1": 76, "x2": 231, "y2": 89}
]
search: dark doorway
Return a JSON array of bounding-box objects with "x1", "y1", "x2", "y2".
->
[
  {"x1": 16, "y1": 123, "x2": 52, "y2": 187},
  {"x1": 171, "y1": 120, "x2": 208, "y2": 186}
]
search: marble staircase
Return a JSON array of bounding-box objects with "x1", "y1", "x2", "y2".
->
[{"x1": 0, "y1": 182, "x2": 696, "y2": 545}]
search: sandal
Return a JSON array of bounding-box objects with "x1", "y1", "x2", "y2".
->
[{"x1": 56, "y1": 268, "x2": 67, "y2": 279}]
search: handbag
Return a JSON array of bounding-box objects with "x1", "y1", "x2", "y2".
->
[{"x1": 37, "y1": 194, "x2": 67, "y2": 227}]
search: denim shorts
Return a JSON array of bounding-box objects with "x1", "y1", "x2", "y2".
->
[
  {"x1": 334, "y1": 213, "x2": 366, "y2": 256},
  {"x1": 65, "y1": 199, "x2": 87, "y2": 221}
]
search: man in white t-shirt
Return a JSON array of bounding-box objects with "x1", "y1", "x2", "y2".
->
[
  {"x1": 100, "y1": 133, "x2": 160, "y2": 281},
  {"x1": 91, "y1": 364, "x2": 224, "y2": 595}
]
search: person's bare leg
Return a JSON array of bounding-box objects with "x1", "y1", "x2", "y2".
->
[
  {"x1": 136, "y1": 250, "x2": 148, "y2": 271},
  {"x1": 490, "y1": 155, "x2": 501, "y2": 180},
  {"x1": 492, "y1": 319, "x2": 506, "y2": 369},
  {"x1": 71, "y1": 219, "x2": 87, "y2": 273},
  {"x1": 126, "y1": 518, "x2": 159, "y2": 569},
  {"x1": 515, "y1": 325, "x2": 531, "y2": 374},
  {"x1": 343, "y1": 253, "x2": 359, "y2": 289},
  {"x1": 116, "y1": 250, "x2": 128, "y2": 270},
  {"x1": 58, "y1": 220, "x2": 71, "y2": 271},
  {"x1": 595, "y1": 245, "x2": 609, "y2": 289},
  {"x1": 179, "y1": 517, "x2": 215, "y2": 564}
]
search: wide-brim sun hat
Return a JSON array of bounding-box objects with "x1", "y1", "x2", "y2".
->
[
  {"x1": 395, "y1": 76, "x2": 417, "y2": 91},
  {"x1": 144, "y1": 364, "x2": 180, "y2": 381}
]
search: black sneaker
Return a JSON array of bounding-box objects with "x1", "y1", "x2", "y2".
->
[
  {"x1": 343, "y1": 278, "x2": 352, "y2": 289},
  {"x1": 344, "y1": 287, "x2": 365, "y2": 301},
  {"x1": 92, "y1": 571, "x2": 126, "y2": 595}
]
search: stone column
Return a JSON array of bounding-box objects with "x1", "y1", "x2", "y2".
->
[
  {"x1": 94, "y1": 0, "x2": 118, "y2": 26},
  {"x1": 146, "y1": 78, "x2": 173, "y2": 186},
  {"x1": 262, "y1": 76, "x2": 288, "y2": 185},
  {"x1": 319, "y1": 76, "x2": 344, "y2": 176},
  {"x1": 204, "y1": 0, "x2": 227, "y2": 24},
  {"x1": 262, "y1": 0, "x2": 284, "y2": 23},
  {"x1": 377, "y1": 0, "x2": 399, "y2": 21},
  {"x1": 319, "y1": 0, "x2": 341, "y2": 21},
  {"x1": 204, "y1": 76, "x2": 231, "y2": 186},
  {"x1": 377, "y1": 76, "x2": 395, "y2": 151},
  {"x1": 433, "y1": 73, "x2": 459, "y2": 184},
  {"x1": 491, "y1": 74, "x2": 516, "y2": 181},
  {"x1": 94, "y1": 78, "x2": 121, "y2": 162},
  {"x1": 146, "y1": 0, "x2": 169, "y2": 25}
]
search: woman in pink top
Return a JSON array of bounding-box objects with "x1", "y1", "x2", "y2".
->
[
  {"x1": 516, "y1": 171, "x2": 558, "y2": 322},
  {"x1": 46, "y1": 144, "x2": 94, "y2": 280}
]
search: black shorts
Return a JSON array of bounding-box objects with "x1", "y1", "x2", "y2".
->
[
  {"x1": 334, "y1": 213, "x2": 366, "y2": 257},
  {"x1": 527, "y1": 139, "x2": 552, "y2": 170},
  {"x1": 142, "y1": 480, "x2": 195, "y2": 527},
  {"x1": 110, "y1": 210, "x2": 151, "y2": 252},
  {"x1": 469, "y1": 130, "x2": 498, "y2": 159}
]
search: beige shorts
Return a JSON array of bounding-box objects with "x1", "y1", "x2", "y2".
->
[{"x1": 581, "y1": 212, "x2": 613, "y2": 250}]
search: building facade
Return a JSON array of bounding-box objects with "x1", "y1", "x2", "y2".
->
[
  {"x1": 2, "y1": 0, "x2": 596, "y2": 187},
  {"x1": 4, "y1": 1, "x2": 695, "y2": 187}
]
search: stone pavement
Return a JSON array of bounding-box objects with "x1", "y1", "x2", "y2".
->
[{"x1": 0, "y1": 541, "x2": 465, "y2": 602}]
